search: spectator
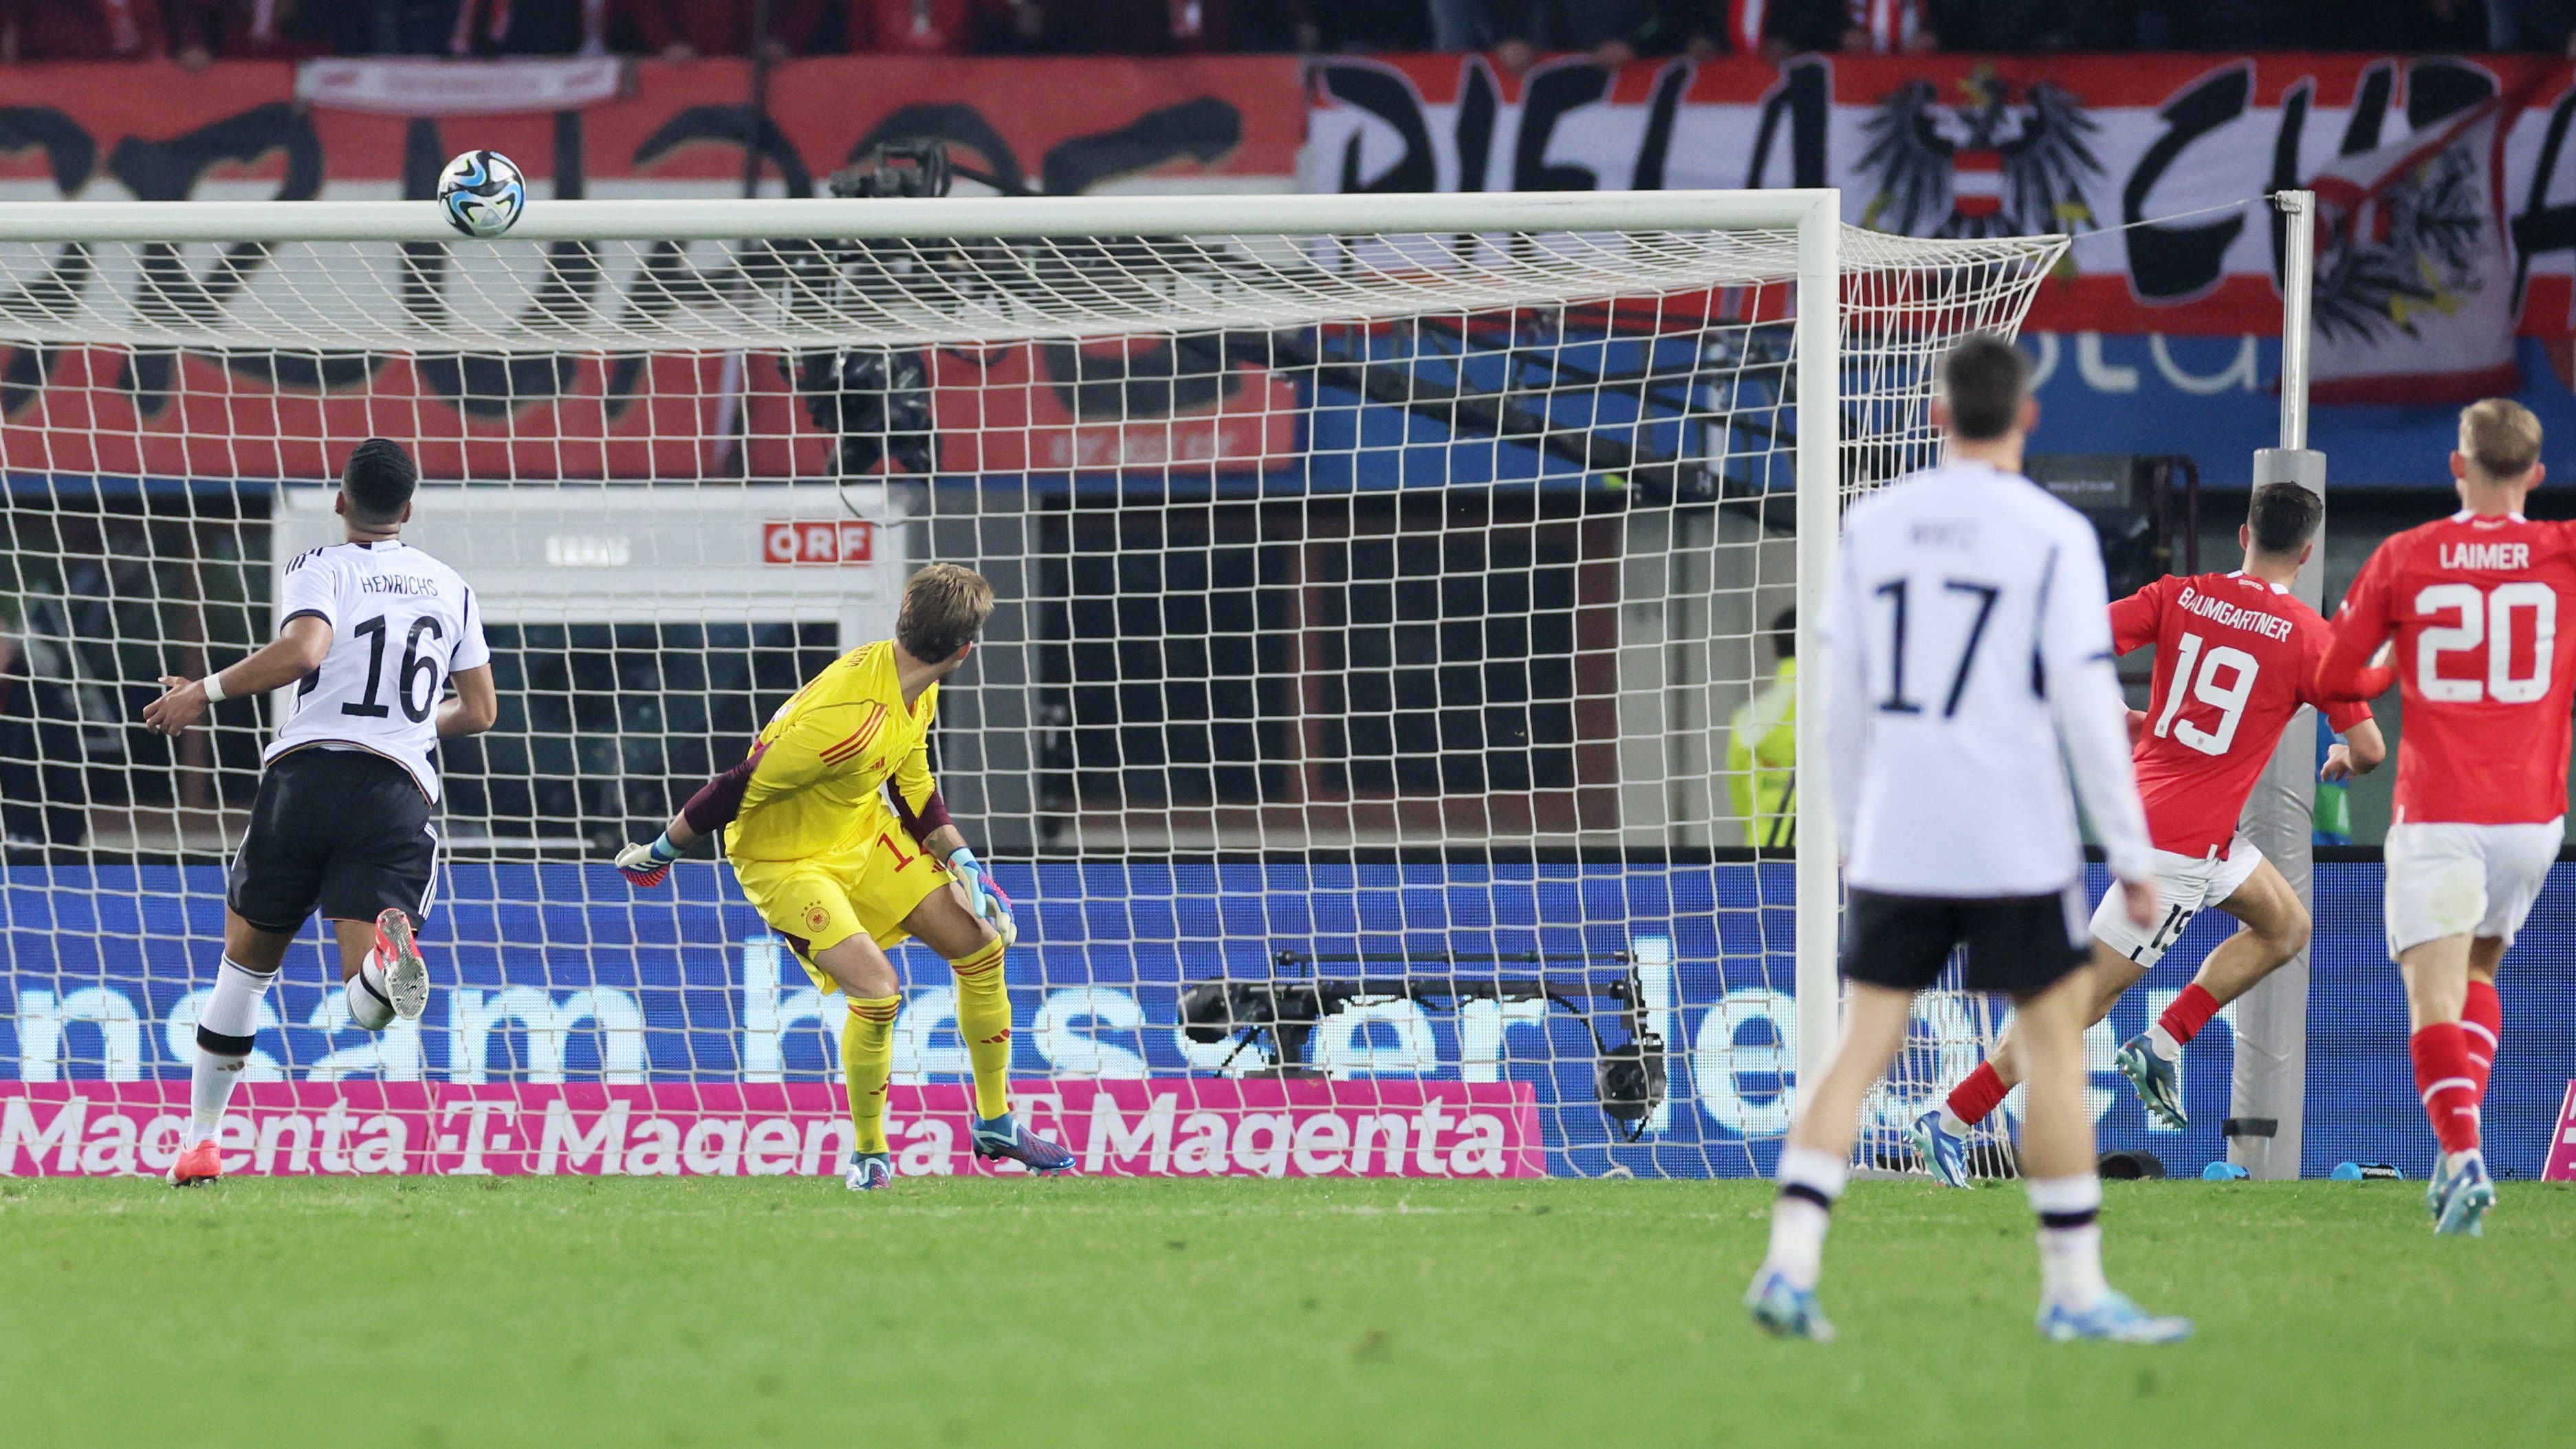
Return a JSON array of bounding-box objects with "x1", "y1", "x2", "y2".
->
[
  {"x1": 613, "y1": 0, "x2": 831, "y2": 59},
  {"x1": 847, "y1": 0, "x2": 977, "y2": 52},
  {"x1": 0, "y1": 0, "x2": 160, "y2": 61},
  {"x1": 981, "y1": 0, "x2": 1228, "y2": 53},
  {"x1": 448, "y1": 0, "x2": 609, "y2": 54},
  {"x1": 1289, "y1": 0, "x2": 1430, "y2": 51},
  {"x1": 1489, "y1": 1, "x2": 1721, "y2": 70},
  {"x1": 166, "y1": 0, "x2": 334, "y2": 67}
]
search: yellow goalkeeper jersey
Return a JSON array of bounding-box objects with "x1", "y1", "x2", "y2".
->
[{"x1": 727, "y1": 641, "x2": 938, "y2": 863}]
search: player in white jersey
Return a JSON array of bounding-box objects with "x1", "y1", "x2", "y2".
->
[
  {"x1": 141, "y1": 439, "x2": 497, "y2": 1188},
  {"x1": 1744, "y1": 336, "x2": 2190, "y2": 1344}
]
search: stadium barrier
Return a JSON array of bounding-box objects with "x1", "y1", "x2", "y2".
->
[{"x1": 3, "y1": 861, "x2": 2569, "y2": 1179}]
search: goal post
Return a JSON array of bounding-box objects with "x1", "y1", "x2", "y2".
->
[{"x1": 0, "y1": 190, "x2": 2061, "y2": 1179}]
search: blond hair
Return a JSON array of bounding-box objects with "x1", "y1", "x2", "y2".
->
[
  {"x1": 2458, "y1": 398, "x2": 2544, "y2": 482},
  {"x1": 896, "y1": 563, "x2": 995, "y2": 661}
]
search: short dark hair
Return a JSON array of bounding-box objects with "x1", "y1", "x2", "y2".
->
[
  {"x1": 1941, "y1": 334, "x2": 2031, "y2": 442},
  {"x1": 2247, "y1": 482, "x2": 2324, "y2": 557},
  {"x1": 342, "y1": 438, "x2": 418, "y2": 524},
  {"x1": 896, "y1": 564, "x2": 995, "y2": 662},
  {"x1": 1770, "y1": 604, "x2": 1797, "y2": 660}
]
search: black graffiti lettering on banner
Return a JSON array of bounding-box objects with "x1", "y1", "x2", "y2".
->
[
  {"x1": 2124, "y1": 64, "x2": 2249, "y2": 302},
  {"x1": 1747, "y1": 58, "x2": 1829, "y2": 191},
  {"x1": 1455, "y1": 58, "x2": 1498, "y2": 193},
  {"x1": 2513, "y1": 84, "x2": 2576, "y2": 313},
  {"x1": 1514, "y1": 62, "x2": 1611, "y2": 193},
  {"x1": 1311, "y1": 61, "x2": 1437, "y2": 194},
  {"x1": 0, "y1": 107, "x2": 97, "y2": 418},
  {"x1": 2266, "y1": 61, "x2": 2494, "y2": 294},
  {"x1": 1040, "y1": 98, "x2": 1241, "y2": 197},
  {"x1": 1629, "y1": 61, "x2": 1694, "y2": 191},
  {"x1": 106, "y1": 102, "x2": 330, "y2": 413}
]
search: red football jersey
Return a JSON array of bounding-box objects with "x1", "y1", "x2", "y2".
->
[
  {"x1": 2117, "y1": 571, "x2": 2372, "y2": 856},
  {"x1": 2321, "y1": 512, "x2": 2576, "y2": 826}
]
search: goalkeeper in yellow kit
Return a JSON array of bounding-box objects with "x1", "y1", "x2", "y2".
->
[{"x1": 613, "y1": 564, "x2": 1073, "y2": 1188}]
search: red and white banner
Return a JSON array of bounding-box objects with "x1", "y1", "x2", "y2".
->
[
  {"x1": 2308, "y1": 94, "x2": 2524, "y2": 404},
  {"x1": 0, "y1": 55, "x2": 1301, "y2": 483},
  {"x1": 0, "y1": 1080, "x2": 1543, "y2": 1179},
  {"x1": 2545, "y1": 1080, "x2": 2576, "y2": 1182},
  {"x1": 1305, "y1": 52, "x2": 2576, "y2": 340}
]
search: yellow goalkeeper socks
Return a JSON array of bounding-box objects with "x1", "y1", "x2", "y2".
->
[
  {"x1": 842, "y1": 995, "x2": 901, "y2": 1155},
  {"x1": 951, "y1": 938, "x2": 1012, "y2": 1121}
]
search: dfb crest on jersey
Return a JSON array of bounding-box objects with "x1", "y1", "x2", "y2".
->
[{"x1": 1855, "y1": 72, "x2": 2104, "y2": 241}]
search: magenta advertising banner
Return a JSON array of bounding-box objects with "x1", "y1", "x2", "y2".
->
[{"x1": 0, "y1": 1079, "x2": 1544, "y2": 1181}]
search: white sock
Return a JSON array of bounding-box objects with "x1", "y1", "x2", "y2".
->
[
  {"x1": 1764, "y1": 1146, "x2": 1850, "y2": 1292},
  {"x1": 1937, "y1": 1105, "x2": 1973, "y2": 1136},
  {"x1": 187, "y1": 957, "x2": 275, "y2": 1148},
  {"x1": 2028, "y1": 1174, "x2": 2107, "y2": 1312},
  {"x1": 345, "y1": 955, "x2": 396, "y2": 1032},
  {"x1": 2146, "y1": 1024, "x2": 2183, "y2": 1061}
]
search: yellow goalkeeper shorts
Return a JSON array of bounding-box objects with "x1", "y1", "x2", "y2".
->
[{"x1": 729, "y1": 820, "x2": 954, "y2": 990}]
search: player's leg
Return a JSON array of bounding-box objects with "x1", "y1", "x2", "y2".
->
[
  {"x1": 1915, "y1": 936, "x2": 2141, "y2": 1185},
  {"x1": 1981, "y1": 891, "x2": 2187, "y2": 1342},
  {"x1": 2116, "y1": 845, "x2": 2299, "y2": 1129},
  {"x1": 175, "y1": 759, "x2": 329, "y2": 1187},
  {"x1": 1747, "y1": 891, "x2": 1947, "y2": 1340},
  {"x1": 315, "y1": 759, "x2": 441, "y2": 1029},
  {"x1": 2385, "y1": 822, "x2": 2518, "y2": 1234},
  {"x1": 2462, "y1": 936, "x2": 2505, "y2": 1102},
  {"x1": 899, "y1": 882, "x2": 1073, "y2": 1173},
  {"x1": 738, "y1": 857, "x2": 906, "y2": 1190}
]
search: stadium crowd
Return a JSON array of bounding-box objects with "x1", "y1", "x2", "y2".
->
[{"x1": 0, "y1": 0, "x2": 2565, "y2": 65}]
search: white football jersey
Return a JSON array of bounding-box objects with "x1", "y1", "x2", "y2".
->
[
  {"x1": 1820, "y1": 459, "x2": 2152, "y2": 897},
  {"x1": 265, "y1": 538, "x2": 490, "y2": 802}
]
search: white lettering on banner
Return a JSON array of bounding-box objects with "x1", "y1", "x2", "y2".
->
[
  {"x1": 893, "y1": 986, "x2": 970, "y2": 1081},
  {"x1": 536, "y1": 1098, "x2": 631, "y2": 1175},
  {"x1": 2147, "y1": 335, "x2": 2260, "y2": 394},
  {"x1": 15, "y1": 988, "x2": 143, "y2": 1082},
  {"x1": 440, "y1": 1100, "x2": 516, "y2": 1174},
  {"x1": 1034, "y1": 988, "x2": 1153, "y2": 1078},
  {"x1": 164, "y1": 987, "x2": 287, "y2": 1082},
  {"x1": 741, "y1": 936, "x2": 831, "y2": 1083},
  {"x1": 624, "y1": 1118, "x2": 681, "y2": 1175},
  {"x1": 449, "y1": 988, "x2": 646, "y2": 1084},
  {"x1": 2441, "y1": 542, "x2": 2532, "y2": 570},
  {"x1": 1457, "y1": 998, "x2": 1548, "y2": 1084},
  {"x1": 2075, "y1": 333, "x2": 2138, "y2": 393},
  {"x1": 1692, "y1": 989, "x2": 1797, "y2": 1137},
  {"x1": 1, "y1": 1096, "x2": 88, "y2": 1171},
  {"x1": 1312, "y1": 997, "x2": 1437, "y2": 1078},
  {"x1": 1087, "y1": 1091, "x2": 1177, "y2": 1173}
]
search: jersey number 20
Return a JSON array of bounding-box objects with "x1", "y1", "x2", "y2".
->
[{"x1": 2415, "y1": 582, "x2": 2556, "y2": 704}]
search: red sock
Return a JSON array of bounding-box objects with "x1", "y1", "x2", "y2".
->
[
  {"x1": 2156, "y1": 983, "x2": 2223, "y2": 1049},
  {"x1": 1945, "y1": 1061, "x2": 2009, "y2": 1127},
  {"x1": 2461, "y1": 980, "x2": 2502, "y2": 1100},
  {"x1": 2409, "y1": 1023, "x2": 2482, "y2": 1156}
]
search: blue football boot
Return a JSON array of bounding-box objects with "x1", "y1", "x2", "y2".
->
[
  {"x1": 972, "y1": 1112, "x2": 1076, "y2": 1174},
  {"x1": 844, "y1": 1152, "x2": 893, "y2": 1192},
  {"x1": 2432, "y1": 1150, "x2": 2496, "y2": 1237},
  {"x1": 1745, "y1": 1268, "x2": 1836, "y2": 1342},
  {"x1": 2038, "y1": 1289, "x2": 2194, "y2": 1344},
  {"x1": 2115, "y1": 1034, "x2": 2187, "y2": 1129},
  {"x1": 1912, "y1": 1108, "x2": 1972, "y2": 1189}
]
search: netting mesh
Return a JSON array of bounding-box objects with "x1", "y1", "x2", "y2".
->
[{"x1": 0, "y1": 212, "x2": 2061, "y2": 1179}]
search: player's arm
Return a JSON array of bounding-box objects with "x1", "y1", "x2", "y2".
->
[
  {"x1": 2106, "y1": 576, "x2": 2169, "y2": 657},
  {"x1": 438, "y1": 587, "x2": 499, "y2": 738},
  {"x1": 438, "y1": 664, "x2": 500, "y2": 737},
  {"x1": 888, "y1": 739, "x2": 1016, "y2": 941},
  {"x1": 2320, "y1": 714, "x2": 2387, "y2": 783},
  {"x1": 2314, "y1": 550, "x2": 2397, "y2": 701},
  {"x1": 2039, "y1": 532, "x2": 2159, "y2": 925},
  {"x1": 142, "y1": 614, "x2": 333, "y2": 737},
  {"x1": 615, "y1": 704, "x2": 855, "y2": 884}
]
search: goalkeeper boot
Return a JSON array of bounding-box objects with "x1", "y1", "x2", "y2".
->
[
  {"x1": 2432, "y1": 1150, "x2": 2496, "y2": 1237},
  {"x1": 2114, "y1": 1034, "x2": 2187, "y2": 1129},
  {"x1": 972, "y1": 1112, "x2": 1076, "y2": 1174},
  {"x1": 372, "y1": 908, "x2": 431, "y2": 1023},
  {"x1": 2038, "y1": 1289, "x2": 2193, "y2": 1344},
  {"x1": 1744, "y1": 1269, "x2": 1835, "y2": 1342},
  {"x1": 166, "y1": 1138, "x2": 221, "y2": 1188},
  {"x1": 1911, "y1": 1108, "x2": 1972, "y2": 1188},
  {"x1": 844, "y1": 1152, "x2": 894, "y2": 1192}
]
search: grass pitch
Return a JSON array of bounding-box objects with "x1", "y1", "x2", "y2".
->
[{"x1": 1, "y1": 1177, "x2": 2569, "y2": 1448}]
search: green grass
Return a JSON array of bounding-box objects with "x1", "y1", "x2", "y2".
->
[{"x1": 1, "y1": 1178, "x2": 2570, "y2": 1448}]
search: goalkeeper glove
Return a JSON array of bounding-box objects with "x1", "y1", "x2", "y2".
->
[
  {"x1": 615, "y1": 833, "x2": 684, "y2": 888},
  {"x1": 946, "y1": 847, "x2": 1017, "y2": 946}
]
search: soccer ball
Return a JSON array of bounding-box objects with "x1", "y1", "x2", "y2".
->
[{"x1": 437, "y1": 150, "x2": 525, "y2": 239}]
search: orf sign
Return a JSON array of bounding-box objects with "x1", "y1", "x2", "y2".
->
[{"x1": 763, "y1": 520, "x2": 875, "y2": 566}]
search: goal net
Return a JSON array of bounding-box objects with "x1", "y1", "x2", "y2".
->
[{"x1": 0, "y1": 193, "x2": 2061, "y2": 1179}]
